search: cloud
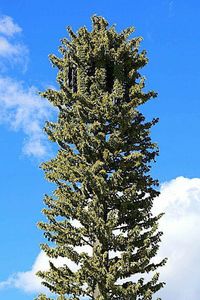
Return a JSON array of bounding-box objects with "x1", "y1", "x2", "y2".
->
[
  {"x1": 0, "y1": 77, "x2": 54, "y2": 157},
  {"x1": 0, "y1": 15, "x2": 28, "y2": 71},
  {"x1": 1, "y1": 176, "x2": 200, "y2": 298},
  {"x1": 0, "y1": 15, "x2": 22, "y2": 36},
  {"x1": 0, "y1": 36, "x2": 28, "y2": 68},
  {"x1": 168, "y1": 0, "x2": 175, "y2": 17},
  {"x1": 0, "y1": 248, "x2": 89, "y2": 294},
  {"x1": 0, "y1": 251, "x2": 79, "y2": 294},
  {"x1": 154, "y1": 176, "x2": 200, "y2": 299},
  {"x1": 0, "y1": 15, "x2": 51, "y2": 157}
]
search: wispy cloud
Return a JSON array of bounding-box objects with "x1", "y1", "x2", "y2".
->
[
  {"x1": 168, "y1": 0, "x2": 175, "y2": 18},
  {"x1": 1, "y1": 176, "x2": 200, "y2": 298},
  {"x1": 0, "y1": 77, "x2": 54, "y2": 157},
  {"x1": 0, "y1": 36, "x2": 28, "y2": 69},
  {"x1": 0, "y1": 15, "x2": 53, "y2": 157},
  {"x1": 0, "y1": 15, "x2": 28, "y2": 71},
  {"x1": 0, "y1": 15, "x2": 22, "y2": 37}
]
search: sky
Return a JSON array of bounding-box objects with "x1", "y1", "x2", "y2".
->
[{"x1": 0, "y1": 0, "x2": 200, "y2": 299}]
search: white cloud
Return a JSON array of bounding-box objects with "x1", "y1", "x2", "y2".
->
[
  {"x1": 0, "y1": 247, "x2": 91, "y2": 294},
  {"x1": 1, "y1": 176, "x2": 200, "y2": 298},
  {"x1": 0, "y1": 251, "x2": 80, "y2": 294},
  {"x1": 0, "y1": 36, "x2": 22, "y2": 56},
  {"x1": 0, "y1": 77, "x2": 54, "y2": 157},
  {"x1": 0, "y1": 15, "x2": 28, "y2": 71},
  {"x1": 0, "y1": 15, "x2": 22, "y2": 36},
  {"x1": 0, "y1": 36, "x2": 28, "y2": 68},
  {"x1": 154, "y1": 176, "x2": 200, "y2": 299},
  {"x1": 0, "y1": 16, "x2": 51, "y2": 157}
]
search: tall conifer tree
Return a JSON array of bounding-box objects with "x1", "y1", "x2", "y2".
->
[{"x1": 35, "y1": 16, "x2": 166, "y2": 300}]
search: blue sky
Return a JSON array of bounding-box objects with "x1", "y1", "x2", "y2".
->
[{"x1": 0, "y1": 1, "x2": 200, "y2": 299}]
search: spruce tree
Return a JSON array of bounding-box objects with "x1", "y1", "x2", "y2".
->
[{"x1": 35, "y1": 16, "x2": 166, "y2": 300}]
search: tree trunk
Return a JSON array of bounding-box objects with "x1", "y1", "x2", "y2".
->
[
  {"x1": 93, "y1": 283, "x2": 101, "y2": 299},
  {"x1": 93, "y1": 238, "x2": 101, "y2": 299}
]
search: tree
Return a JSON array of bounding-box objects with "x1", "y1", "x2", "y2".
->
[{"x1": 35, "y1": 16, "x2": 166, "y2": 300}]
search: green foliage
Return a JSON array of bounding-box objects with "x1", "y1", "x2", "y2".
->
[{"x1": 36, "y1": 15, "x2": 166, "y2": 300}]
